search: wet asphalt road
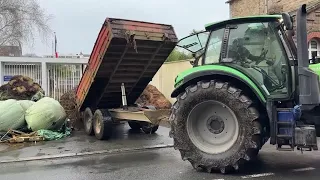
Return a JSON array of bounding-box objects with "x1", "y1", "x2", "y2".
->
[{"x1": 1, "y1": 124, "x2": 320, "y2": 180}]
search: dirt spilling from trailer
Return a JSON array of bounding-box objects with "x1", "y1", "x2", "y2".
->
[
  {"x1": 135, "y1": 84, "x2": 172, "y2": 109},
  {"x1": 59, "y1": 87, "x2": 82, "y2": 130},
  {"x1": 0, "y1": 75, "x2": 44, "y2": 101}
]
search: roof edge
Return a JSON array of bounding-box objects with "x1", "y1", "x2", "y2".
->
[
  {"x1": 289, "y1": 1, "x2": 320, "y2": 16},
  {"x1": 205, "y1": 15, "x2": 282, "y2": 30}
]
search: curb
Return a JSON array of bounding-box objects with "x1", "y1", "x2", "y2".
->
[{"x1": 0, "y1": 143, "x2": 174, "y2": 164}]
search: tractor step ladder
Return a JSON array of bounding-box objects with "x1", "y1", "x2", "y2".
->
[{"x1": 275, "y1": 108, "x2": 295, "y2": 151}]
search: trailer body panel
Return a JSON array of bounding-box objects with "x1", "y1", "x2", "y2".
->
[{"x1": 76, "y1": 18, "x2": 178, "y2": 111}]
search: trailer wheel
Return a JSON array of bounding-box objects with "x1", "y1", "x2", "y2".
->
[
  {"x1": 140, "y1": 105, "x2": 159, "y2": 134},
  {"x1": 315, "y1": 125, "x2": 320, "y2": 137},
  {"x1": 141, "y1": 122, "x2": 159, "y2": 134},
  {"x1": 128, "y1": 121, "x2": 142, "y2": 130},
  {"x1": 83, "y1": 108, "x2": 94, "y2": 136},
  {"x1": 170, "y1": 81, "x2": 262, "y2": 174},
  {"x1": 93, "y1": 109, "x2": 113, "y2": 140}
]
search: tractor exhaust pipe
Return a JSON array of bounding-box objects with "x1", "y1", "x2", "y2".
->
[
  {"x1": 296, "y1": 4, "x2": 308, "y2": 68},
  {"x1": 296, "y1": 4, "x2": 320, "y2": 110}
]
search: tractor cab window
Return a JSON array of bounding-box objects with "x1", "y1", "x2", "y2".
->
[
  {"x1": 204, "y1": 28, "x2": 225, "y2": 64},
  {"x1": 225, "y1": 22, "x2": 289, "y2": 97}
]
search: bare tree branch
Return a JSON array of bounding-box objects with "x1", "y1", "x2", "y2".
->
[{"x1": 0, "y1": 0, "x2": 52, "y2": 49}]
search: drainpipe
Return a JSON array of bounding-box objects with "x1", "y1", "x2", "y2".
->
[{"x1": 265, "y1": 0, "x2": 268, "y2": 14}]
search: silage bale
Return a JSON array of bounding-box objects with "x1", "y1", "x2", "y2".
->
[
  {"x1": 25, "y1": 97, "x2": 67, "y2": 131},
  {"x1": 0, "y1": 99, "x2": 34, "y2": 132}
]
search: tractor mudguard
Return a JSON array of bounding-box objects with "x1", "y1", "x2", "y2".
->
[{"x1": 171, "y1": 65, "x2": 267, "y2": 104}]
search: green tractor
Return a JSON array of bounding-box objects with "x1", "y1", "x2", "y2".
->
[{"x1": 169, "y1": 4, "x2": 320, "y2": 174}]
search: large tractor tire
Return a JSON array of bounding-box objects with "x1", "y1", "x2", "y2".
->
[
  {"x1": 83, "y1": 108, "x2": 94, "y2": 136},
  {"x1": 93, "y1": 109, "x2": 113, "y2": 140},
  {"x1": 169, "y1": 80, "x2": 262, "y2": 174}
]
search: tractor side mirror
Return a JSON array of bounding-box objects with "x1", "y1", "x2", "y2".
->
[
  {"x1": 282, "y1": 13, "x2": 293, "y2": 30},
  {"x1": 190, "y1": 60, "x2": 195, "y2": 66}
]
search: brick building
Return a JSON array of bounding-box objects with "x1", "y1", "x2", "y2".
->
[
  {"x1": 0, "y1": 46, "x2": 22, "y2": 57},
  {"x1": 226, "y1": 0, "x2": 320, "y2": 59}
]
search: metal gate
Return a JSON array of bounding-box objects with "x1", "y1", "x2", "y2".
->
[
  {"x1": 47, "y1": 64, "x2": 84, "y2": 100},
  {"x1": 2, "y1": 63, "x2": 42, "y2": 85}
]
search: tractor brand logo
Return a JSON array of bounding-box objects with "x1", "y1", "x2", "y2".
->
[{"x1": 182, "y1": 42, "x2": 198, "y2": 48}]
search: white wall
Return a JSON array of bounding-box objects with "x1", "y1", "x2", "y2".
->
[{"x1": 150, "y1": 60, "x2": 193, "y2": 103}]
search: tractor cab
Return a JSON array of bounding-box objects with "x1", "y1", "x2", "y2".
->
[
  {"x1": 175, "y1": 11, "x2": 320, "y2": 108},
  {"x1": 176, "y1": 15, "x2": 293, "y2": 98}
]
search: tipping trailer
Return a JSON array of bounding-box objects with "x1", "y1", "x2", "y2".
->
[{"x1": 76, "y1": 18, "x2": 178, "y2": 140}]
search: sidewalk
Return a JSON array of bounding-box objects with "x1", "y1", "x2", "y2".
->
[{"x1": 0, "y1": 123, "x2": 173, "y2": 163}]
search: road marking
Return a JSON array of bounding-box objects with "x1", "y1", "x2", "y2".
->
[
  {"x1": 0, "y1": 143, "x2": 174, "y2": 164},
  {"x1": 241, "y1": 173, "x2": 275, "y2": 179},
  {"x1": 292, "y1": 167, "x2": 315, "y2": 172},
  {"x1": 213, "y1": 179, "x2": 224, "y2": 180}
]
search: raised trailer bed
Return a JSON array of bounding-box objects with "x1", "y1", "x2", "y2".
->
[{"x1": 76, "y1": 18, "x2": 177, "y2": 140}]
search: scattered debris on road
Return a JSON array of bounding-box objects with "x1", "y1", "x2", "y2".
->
[{"x1": 0, "y1": 130, "x2": 44, "y2": 143}]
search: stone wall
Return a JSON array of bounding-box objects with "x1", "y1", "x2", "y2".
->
[
  {"x1": 229, "y1": 0, "x2": 267, "y2": 17},
  {"x1": 229, "y1": 0, "x2": 317, "y2": 17}
]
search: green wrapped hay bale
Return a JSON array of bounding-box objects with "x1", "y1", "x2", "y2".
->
[
  {"x1": 0, "y1": 99, "x2": 34, "y2": 132},
  {"x1": 19, "y1": 100, "x2": 35, "y2": 111},
  {"x1": 25, "y1": 97, "x2": 67, "y2": 131}
]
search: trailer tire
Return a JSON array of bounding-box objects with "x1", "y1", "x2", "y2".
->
[
  {"x1": 83, "y1": 108, "x2": 94, "y2": 136},
  {"x1": 140, "y1": 105, "x2": 159, "y2": 134},
  {"x1": 316, "y1": 125, "x2": 320, "y2": 137},
  {"x1": 128, "y1": 121, "x2": 142, "y2": 130},
  {"x1": 93, "y1": 109, "x2": 113, "y2": 140},
  {"x1": 170, "y1": 80, "x2": 262, "y2": 174},
  {"x1": 141, "y1": 122, "x2": 159, "y2": 134}
]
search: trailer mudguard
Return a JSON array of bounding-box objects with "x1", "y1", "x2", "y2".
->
[{"x1": 171, "y1": 65, "x2": 267, "y2": 103}]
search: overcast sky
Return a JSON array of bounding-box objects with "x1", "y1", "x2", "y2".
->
[{"x1": 25, "y1": 0, "x2": 229, "y2": 56}]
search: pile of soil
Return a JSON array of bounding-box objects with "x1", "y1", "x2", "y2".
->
[
  {"x1": 0, "y1": 75, "x2": 44, "y2": 101},
  {"x1": 59, "y1": 87, "x2": 82, "y2": 130},
  {"x1": 136, "y1": 84, "x2": 172, "y2": 109}
]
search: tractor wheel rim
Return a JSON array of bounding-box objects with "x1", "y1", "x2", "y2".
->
[{"x1": 187, "y1": 100, "x2": 239, "y2": 154}]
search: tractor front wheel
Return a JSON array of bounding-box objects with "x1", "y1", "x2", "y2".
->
[{"x1": 170, "y1": 80, "x2": 262, "y2": 173}]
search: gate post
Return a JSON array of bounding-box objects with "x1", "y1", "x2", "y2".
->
[
  {"x1": 41, "y1": 61, "x2": 48, "y2": 95},
  {"x1": 0, "y1": 61, "x2": 2, "y2": 85}
]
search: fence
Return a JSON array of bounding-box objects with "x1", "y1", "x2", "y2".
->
[{"x1": 0, "y1": 57, "x2": 88, "y2": 101}]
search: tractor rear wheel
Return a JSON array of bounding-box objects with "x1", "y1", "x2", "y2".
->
[{"x1": 169, "y1": 80, "x2": 262, "y2": 173}]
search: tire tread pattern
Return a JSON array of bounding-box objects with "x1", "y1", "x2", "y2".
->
[{"x1": 169, "y1": 80, "x2": 263, "y2": 174}]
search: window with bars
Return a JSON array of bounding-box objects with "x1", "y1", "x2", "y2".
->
[{"x1": 311, "y1": 40, "x2": 318, "y2": 49}]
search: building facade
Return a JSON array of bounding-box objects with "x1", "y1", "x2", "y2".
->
[
  {"x1": 0, "y1": 46, "x2": 22, "y2": 57},
  {"x1": 227, "y1": 0, "x2": 320, "y2": 59}
]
